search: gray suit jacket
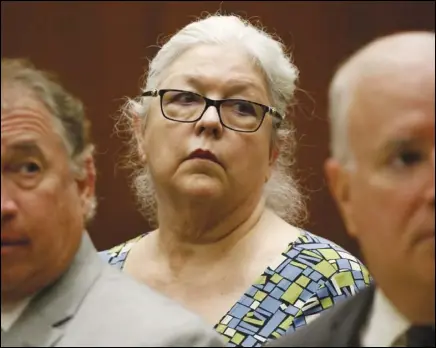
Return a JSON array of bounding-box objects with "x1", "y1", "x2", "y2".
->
[
  {"x1": 1, "y1": 234, "x2": 224, "y2": 347},
  {"x1": 267, "y1": 286, "x2": 375, "y2": 347}
]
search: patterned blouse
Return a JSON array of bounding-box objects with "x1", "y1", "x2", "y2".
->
[{"x1": 100, "y1": 230, "x2": 371, "y2": 347}]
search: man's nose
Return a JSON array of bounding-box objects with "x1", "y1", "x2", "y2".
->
[{"x1": 1, "y1": 177, "x2": 18, "y2": 224}]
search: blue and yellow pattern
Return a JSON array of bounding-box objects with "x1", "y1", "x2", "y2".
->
[{"x1": 100, "y1": 230, "x2": 371, "y2": 347}]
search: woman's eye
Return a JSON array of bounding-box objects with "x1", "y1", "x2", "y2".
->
[
  {"x1": 173, "y1": 92, "x2": 199, "y2": 104},
  {"x1": 233, "y1": 101, "x2": 257, "y2": 116}
]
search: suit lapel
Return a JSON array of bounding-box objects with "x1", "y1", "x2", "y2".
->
[
  {"x1": 327, "y1": 286, "x2": 375, "y2": 347},
  {"x1": 1, "y1": 313, "x2": 65, "y2": 347},
  {"x1": 3, "y1": 233, "x2": 104, "y2": 347}
]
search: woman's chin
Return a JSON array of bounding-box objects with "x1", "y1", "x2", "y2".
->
[{"x1": 177, "y1": 175, "x2": 225, "y2": 198}]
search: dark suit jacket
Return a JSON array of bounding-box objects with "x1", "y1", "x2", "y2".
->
[{"x1": 267, "y1": 286, "x2": 375, "y2": 347}]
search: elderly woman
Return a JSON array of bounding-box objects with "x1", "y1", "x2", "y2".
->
[{"x1": 101, "y1": 14, "x2": 371, "y2": 347}]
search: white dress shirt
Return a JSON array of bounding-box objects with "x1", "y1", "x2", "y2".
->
[
  {"x1": 1, "y1": 296, "x2": 32, "y2": 332},
  {"x1": 361, "y1": 288, "x2": 411, "y2": 347}
]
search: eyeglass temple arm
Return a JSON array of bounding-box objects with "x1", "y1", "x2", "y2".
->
[
  {"x1": 269, "y1": 107, "x2": 284, "y2": 121},
  {"x1": 141, "y1": 89, "x2": 158, "y2": 97}
]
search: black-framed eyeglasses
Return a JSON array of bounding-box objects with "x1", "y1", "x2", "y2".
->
[{"x1": 141, "y1": 89, "x2": 284, "y2": 133}]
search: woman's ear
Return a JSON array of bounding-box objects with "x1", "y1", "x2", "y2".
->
[
  {"x1": 269, "y1": 147, "x2": 279, "y2": 166},
  {"x1": 133, "y1": 113, "x2": 147, "y2": 163},
  {"x1": 265, "y1": 144, "x2": 279, "y2": 182}
]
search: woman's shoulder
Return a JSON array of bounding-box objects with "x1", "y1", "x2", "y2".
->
[
  {"x1": 286, "y1": 229, "x2": 371, "y2": 287},
  {"x1": 99, "y1": 234, "x2": 146, "y2": 269},
  {"x1": 293, "y1": 229, "x2": 360, "y2": 259},
  {"x1": 213, "y1": 228, "x2": 372, "y2": 341}
]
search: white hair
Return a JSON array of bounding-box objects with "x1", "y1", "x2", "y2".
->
[
  {"x1": 118, "y1": 14, "x2": 307, "y2": 227},
  {"x1": 327, "y1": 64, "x2": 358, "y2": 166}
]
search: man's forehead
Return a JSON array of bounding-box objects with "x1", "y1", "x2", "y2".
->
[
  {"x1": 1, "y1": 93, "x2": 59, "y2": 150},
  {"x1": 350, "y1": 64, "x2": 433, "y2": 127},
  {"x1": 348, "y1": 78, "x2": 433, "y2": 159}
]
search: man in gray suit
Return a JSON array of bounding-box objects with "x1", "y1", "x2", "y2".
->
[
  {"x1": 1, "y1": 58, "x2": 224, "y2": 347},
  {"x1": 268, "y1": 32, "x2": 435, "y2": 347}
]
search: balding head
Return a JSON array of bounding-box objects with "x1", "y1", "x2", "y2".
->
[{"x1": 328, "y1": 31, "x2": 435, "y2": 165}]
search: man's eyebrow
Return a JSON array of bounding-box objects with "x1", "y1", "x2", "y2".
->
[
  {"x1": 380, "y1": 138, "x2": 422, "y2": 157},
  {"x1": 7, "y1": 141, "x2": 44, "y2": 157}
]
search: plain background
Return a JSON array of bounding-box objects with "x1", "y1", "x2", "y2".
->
[{"x1": 2, "y1": 1, "x2": 435, "y2": 259}]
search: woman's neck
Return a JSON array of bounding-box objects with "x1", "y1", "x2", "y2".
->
[{"x1": 152, "y1": 197, "x2": 267, "y2": 265}]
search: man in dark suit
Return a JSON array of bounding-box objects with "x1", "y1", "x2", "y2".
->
[
  {"x1": 268, "y1": 31, "x2": 435, "y2": 347},
  {"x1": 0, "y1": 58, "x2": 224, "y2": 347}
]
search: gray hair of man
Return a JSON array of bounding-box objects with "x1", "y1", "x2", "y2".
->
[
  {"x1": 1, "y1": 58, "x2": 97, "y2": 220},
  {"x1": 118, "y1": 14, "x2": 307, "y2": 228},
  {"x1": 327, "y1": 62, "x2": 357, "y2": 168}
]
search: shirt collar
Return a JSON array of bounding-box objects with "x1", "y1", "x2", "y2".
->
[
  {"x1": 361, "y1": 288, "x2": 411, "y2": 347},
  {"x1": 1, "y1": 296, "x2": 33, "y2": 332}
]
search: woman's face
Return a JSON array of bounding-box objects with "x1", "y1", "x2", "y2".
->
[{"x1": 139, "y1": 44, "x2": 278, "y2": 209}]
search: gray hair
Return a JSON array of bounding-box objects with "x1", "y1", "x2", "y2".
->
[
  {"x1": 1, "y1": 58, "x2": 97, "y2": 219},
  {"x1": 117, "y1": 14, "x2": 307, "y2": 227},
  {"x1": 327, "y1": 64, "x2": 357, "y2": 166}
]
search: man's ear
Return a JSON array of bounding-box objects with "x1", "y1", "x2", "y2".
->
[
  {"x1": 324, "y1": 158, "x2": 358, "y2": 238},
  {"x1": 76, "y1": 152, "x2": 96, "y2": 219}
]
